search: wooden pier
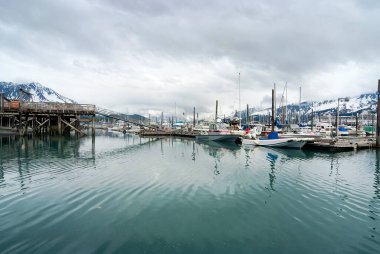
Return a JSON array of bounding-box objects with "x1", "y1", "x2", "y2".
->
[
  {"x1": 139, "y1": 129, "x2": 199, "y2": 138},
  {"x1": 0, "y1": 98, "x2": 96, "y2": 136}
]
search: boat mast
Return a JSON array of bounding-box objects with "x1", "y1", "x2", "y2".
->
[
  {"x1": 285, "y1": 82, "x2": 287, "y2": 124},
  {"x1": 299, "y1": 86, "x2": 301, "y2": 124},
  {"x1": 239, "y1": 72, "x2": 241, "y2": 128},
  {"x1": 175, "y1": 102, "x2": 177, "y2": 123},
  {"x1": 274, "y1": 83, "x2": 276, "y2": 124},
  {"x1": 271, "y1": 89, "x2": 275, "y2": 132},
  {"x1": 281, "y1": 84, "x2": 286, "y2": 125}
]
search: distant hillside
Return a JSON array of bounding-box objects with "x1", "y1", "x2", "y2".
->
[
  {"x1": 0, "y1": 81, "x2": 76, "y2": 103},
  {"x1": 235, "y1": 92, "x2": 377, "y2": 122}
]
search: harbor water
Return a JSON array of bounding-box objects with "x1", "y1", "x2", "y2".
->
[{"x1": 0, "y1": 133, "x2": 379, "y2": 253}]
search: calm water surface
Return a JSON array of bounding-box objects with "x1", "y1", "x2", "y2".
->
[{"x1": 0, "y1": 133, "x2": 379, "y2": 253}]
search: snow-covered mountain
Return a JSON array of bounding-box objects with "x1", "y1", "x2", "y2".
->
[
  {"x1": 239, "y1": 92, "x2": 377, "y2": 121},
  {"x1": 0, "y1": 81, "x2": 149, "y2": 121},
  {"x1": 0, "y1": 82, "x2": 76, "y2": 103},
  {"x1": 303, "y1": 93, "x2": 377, "y2": 115}
]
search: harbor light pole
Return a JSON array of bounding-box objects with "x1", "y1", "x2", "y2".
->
[{"x1": 336, "y1": 97, "x2": 349, "y2": 137}]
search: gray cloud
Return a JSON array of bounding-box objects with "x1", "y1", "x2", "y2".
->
[{"x1": 0, "y1": 0, "x2": 379, "y2": 116}]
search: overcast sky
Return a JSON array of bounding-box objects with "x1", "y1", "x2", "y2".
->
[{"x1": 0, "y1": 0, "x2": 379, "y2": 117}]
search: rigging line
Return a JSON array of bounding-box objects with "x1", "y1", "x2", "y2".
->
[
  {"x1": 279, "y1": 82, "x2": 287, "y2": 108},
  {"x1": 232, "y1": 72, "x2": 240, "y2": 113}
]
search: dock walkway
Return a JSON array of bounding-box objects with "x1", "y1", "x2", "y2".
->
[{"x1": 304, "y1": 137, "x2": 375, "y2": 151}]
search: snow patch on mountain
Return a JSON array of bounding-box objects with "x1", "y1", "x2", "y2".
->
[
  {"x1": 0, "y1": 82, "x2": 76, "y2": 103},
  {"x1": 246, "y1": 92, "x2": 377, "y2": 117}
]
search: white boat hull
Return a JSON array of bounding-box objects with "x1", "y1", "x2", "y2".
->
[{"x1": 242, "y1": 138, "x2": 311, "y2": 149}]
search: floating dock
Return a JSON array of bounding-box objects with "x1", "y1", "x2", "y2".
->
[
  {"x1": 304, "y1": 137, "x2": 375, "y2": 151},
  {"x1": 139, "y1": 129, "x2": 199, "y2": 138}
]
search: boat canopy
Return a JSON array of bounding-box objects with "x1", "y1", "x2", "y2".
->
[
  {"x1": 268, "y1": 132, "x2": 279, "y2": 140},
  {"x1": 338, "y1": 126, "x2": 348, "y2": 131}
]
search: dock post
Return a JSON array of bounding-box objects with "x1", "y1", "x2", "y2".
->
[
  {"x1": 372, "y1": 114, "x2": 375, "y2": 136},
  {"x1": 0, "y1": 93, "x2": 3, "y2": 112},
  {"x1": 58, "y1": 115, "x2": 62, "y2": 135},
  {"x1": 246, "y1": 104, "x2": 249, "y2": 125},
  {"x1": 215, "y1": 100, "x2": 218, "y2": 122},
  {"x1": 48, "y1": 117, "x2": 51, "y2": 135},
  {"x1": 76, "y1": 115, "x2": 80, "y2": 137},
  {"x1": 356, "y1": 113, "x2": 358, "y2": 136},
  {"x1": 18, "y1": 113, "x2": 23, "y2": 136},
  {"x1": 377, "y1": 79, "x2": 380, "y2": 146},
  {"x1": 193, "y1": 107, "x2": 196, "y2": 127},
  {"x1": 92, "y1": 134, "x2": 95, "y2": 159},
  {"x1": 311, "y1": 108, "x2": 314, "y2": 131},
  {"x1": 161, "y1": 112, "x2": 163, "y2": 129},
  {"x1": 32, "y1": 115, "x2": 36, "y2": 135},
  {"x1": 92, "y1": 116, "x2": 95, "y2": 136},
  {"x1": 336, "y1": 103, "x2": 339, "y2": 137}
]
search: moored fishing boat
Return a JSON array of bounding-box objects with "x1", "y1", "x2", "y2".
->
[
  {"x1": 195, "y1": 123, "x2": 241, "y2": 143},
  {"x1": 242, "y1": 137, "x2": 312, "y2": 148},
  {"x1": 241, "y1": 131, "x2": 313, "y2": 149}
]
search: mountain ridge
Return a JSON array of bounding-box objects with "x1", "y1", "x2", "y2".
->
[
  {"x1": 0, "y1": 81, "x2": 148, "y2": 121},
  {"x1": 0, "y1": 81, "x2": 76, "y2": 103},
  {"x1": 237, "y1": 91, "x2": 377, "y2": 122}
]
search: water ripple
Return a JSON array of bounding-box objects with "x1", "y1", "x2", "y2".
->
[{"x1": 1, "y1": 136, "x2": 380, "y2": 253}]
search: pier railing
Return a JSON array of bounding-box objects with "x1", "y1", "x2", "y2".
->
[{"x1": 19, "y1": 102, "x2": 96, "y2": 114}]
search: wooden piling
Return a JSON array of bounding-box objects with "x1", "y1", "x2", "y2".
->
[
  {"x1": 193, "y1": 107, "x2": 196, "y2": 127},
  {"x1": 58, "y1": 114, "x2": 62, "y2": 135},
  {"x1": 18, "y1": 113, "x2": 22, "y2": 136},
  {"x1": 92, "y1": 116, "x2": 95, "y2": 136},
  {"x1": 356, "y1": 113, "x2": 358, "y2": 136},
  {"x1": 246, "y1": 104, "x2": 249, "y2": 125},
  {"x1": 76, "y1": 115, "x2": 80, "y2": 137},
  {"x1": 215, "y1": 100, "x2": 218, "y2": 122},
  {"x1": 372, "y1": 114, "x2": 375, "y2": 136},
  {"x1": 47, "y1": 117, "x2": 50, "y2": 135},
  {"x1": 161, "y1": 112, "x2": 163, "y2": 129},
  {"x1": 311, "y1": 108, "x2": 314, "y2": 131}
]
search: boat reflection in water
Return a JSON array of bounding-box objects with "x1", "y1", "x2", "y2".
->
[
  {"x1": 195, "y1": 140, "x2": 241, "y2": 176},
  {"x1": 241, "y1": 146, "x2": 309, "y2": 191}
]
